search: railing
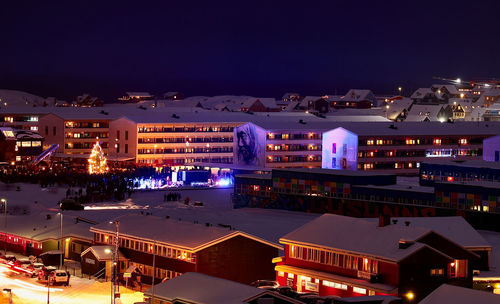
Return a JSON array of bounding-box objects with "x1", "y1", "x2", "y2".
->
[{"x1": 92, "y1": 268, "x2": 106, "y2": 280}]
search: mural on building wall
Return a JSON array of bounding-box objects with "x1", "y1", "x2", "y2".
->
[{"x1": 235, "y1": 123, "x2": 265, "y2": 166}]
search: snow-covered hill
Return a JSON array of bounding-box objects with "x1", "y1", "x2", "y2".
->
[{"x1": 0, "y1": 89, "x2": 48, "y2": 107}]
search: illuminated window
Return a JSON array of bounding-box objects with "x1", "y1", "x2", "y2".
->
[
  {"x1": 31, "y1": 141, "x2": 41, "y2": 147},
  {"x1": 459, "y1": 138, "x2": 467, "y2": 145},
  {"x1": 353, "y1": 287, "x2": 367, "y2": 294},
  {"x1": 408, "y1": 163, "x2": 413, "y2": 168},
  {"x1": 364, "y1": 163, "x2": 373, "y2": 170},
  {"x1": 447, "y1": 176, "x2": 454, "y2": 182},
  {"x1": 430, "y1": 268, "x2": 444, "y2": 276},
  {"x1": 288, "y1": 273, "x2": 294, "y2": 279},
  {"x1": 395, "y1": 163, "x2": 399, "y2": 169},
  {"x1": 405, "y1": 139, "x2": 415, "y2": 145},
  {"x1": 21, "y1": 141, "x2": 31, "y2": 147},
  {"x1": 376, "y1": 139, "x2": 383, "y2": 145},
  {"x1": 30, "y1": 126, "x2": 38, "y2": 131},
  {"x1": 5, "y1": 117, "x2": 13, "y2": 123},
  {"x1": 433, "y1": 138, "x2": 442, "y2": 145},
  {"x1": 367, "y1": 139, "x2": 374, "y2": 145},
  {"x1": 2, "y1": 130, "x2": 15, "y2": 137},
  {"x1": 278, "y1": 271, "x2": 284, "y2": 277}
]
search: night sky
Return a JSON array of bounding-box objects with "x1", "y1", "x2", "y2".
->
[{"x1": 1, "y1": 1, "x2": 499, "y2": 101}]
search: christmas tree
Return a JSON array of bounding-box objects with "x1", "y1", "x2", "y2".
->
[{"x1": 88, "y1": 141, "x2": 109, "y2": 174}]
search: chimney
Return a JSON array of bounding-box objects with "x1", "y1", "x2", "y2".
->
[
  {"x1": 46, "y1": 214, "x2": 51, "y2": 220},
  {"x1": 405, "y1": 221, "x2": 410, "y2": 227},
  {"x1": 392, "y1": 219, "x2": 398, "y2": 225},
  {"x1": 379, "y1": 214, "x2": 390, "y2": 227},
  {"x1": 399, "y1": 239, "x2": 415, "y2": 249}
]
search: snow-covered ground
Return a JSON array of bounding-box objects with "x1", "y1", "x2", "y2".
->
[
  {"x1": 1, "y1": 182, "x2": 318, "y2": 244},
  {"x1": 0, "y1": 263, "x2": 144, "y2": 304}
]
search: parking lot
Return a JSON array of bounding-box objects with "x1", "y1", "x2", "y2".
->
[{"x1": 0, "y1": 253, "x2": 144, "y2": 304}]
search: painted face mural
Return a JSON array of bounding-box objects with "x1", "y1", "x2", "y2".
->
[{"x1": 236, "y1": 124, "x2": 262, "y2": 166}]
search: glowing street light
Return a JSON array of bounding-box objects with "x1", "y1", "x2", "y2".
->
[
  {"x1": 2, "y1": 288, "x2": 12, "y2": 304},
  {"x1": 405, "y1": 291, "x2": 415, "y2": 301},
  {"x1": 398, "y1": 86, "x2": 402, "y2": 93}
]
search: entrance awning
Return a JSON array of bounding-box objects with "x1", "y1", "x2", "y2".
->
[{"x1": 275, "y1": 265, "x2": 398, "y2": 294}]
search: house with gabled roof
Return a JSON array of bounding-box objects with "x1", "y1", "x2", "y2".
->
[
  {"x1": 273, "y1": 214, "x2": 478, "y2": 302},
  {"x1": 144, "y1": 272, "x2": 303, "y2": 304},
  {"x1": 90, "y1": 214, "x2": 282, "y2": 285}
]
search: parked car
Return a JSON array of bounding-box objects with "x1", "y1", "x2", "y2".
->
[
  {"x1": 276, "y1": 286, "x2": 299, "y2": 299},
  {"x1": 26, "y1": 263, "x2": 44, "y2": 277},
  {"x1": 14, "y1": 258, "x2": 32, "y2": 269},
  {"x1": 298, "y1": 294, "x2": 324, "y2": 304},
  {"x1": 51, "y1": 270, "x2": 70, "y2": 286},
  {"x1": 38, "y1": 266, "x2": 57, "y2": 282},
  {"x1": 250, "y1": 280, "x2": 280, "y2": 289}
]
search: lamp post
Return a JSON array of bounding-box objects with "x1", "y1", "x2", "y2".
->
[
  {"x1": 206, "y1": 143, "x2": 210, "y2": 163},
  {"x1": 1, "y1": 198, "x2": 6, "y2": 255},
  {"x1": 385, "y1": 104, "x2": 390, "y2": 120},
  {"x1": 58, "y1": 212, "x2": 63, "y2": 269},
  {"x1": 185, "y1": 140, "x2": 190, "y2": 166},
  {"x1": 107, "y1": 220, "x2": 120, "y2": 304},
  {"x1": 2, "y1": 288, "x2": 12, "y2": 304},
  {"x1": 114, "y1": 138, "x2": 119, "y2": 170}
]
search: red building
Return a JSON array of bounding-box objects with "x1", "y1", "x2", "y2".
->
[
  {"x1": 91, "y1": 214, "x2": 282, "y2": 285},
  {"x1": 274, "y1": 214, "x2": 478, "y2": 303}
]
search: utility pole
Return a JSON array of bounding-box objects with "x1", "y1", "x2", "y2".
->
[
  {"x1": 151, "y1": 239, "x2": 156, "y2": 304},
  {"x1": 1, "y1": 199, "x2": 6, "y2": 255},
  {"x1": 59, "y1": 212, "x2": 63, "y2": 269},
  {"x1": 47, "y1": 277, "x2": 51, "y2": 304},
  {"x1": 112, "y1": 220, "x2": 120, "y2": 304}
]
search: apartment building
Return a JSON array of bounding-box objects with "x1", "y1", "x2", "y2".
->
[{"x1": 39, "y1": 112, "x2": 112, "y2": 155}]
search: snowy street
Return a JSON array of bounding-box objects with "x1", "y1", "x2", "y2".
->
[{"x1": 0, "y1": 263, "x2": 144, "y2": 304}]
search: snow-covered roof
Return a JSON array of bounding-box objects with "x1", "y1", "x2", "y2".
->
[
  {"x1": 163, "y1": 92, "x2": 180, "y2": 97},
  {"x1": 283, "y1": 100, "x2": 300, "y2": 111},
  {"x1": 419, "y1": 284, "x2": 500, "y2": 304},
  {"x1": 126, "y1": 92, "x2": 153, "y2": 97},
  {"x1": 342, "y1": 89, "x2": 374, "y2": 102},
  {"x1": 405, "y1": 104, "x2": 444, "y2": 122},
  {"x1": 2, "y1": 213, "x2": 94, "y2": 242},
  {"x1": 81, "y1": 245, "x2": 127, "y2": 261},
  {"x1": 144, "y1": 272, "x2": 300, "y2": 304},
  {"x1": 410, "y1": 88, "x2": 434, "y2": 99},
  {"x1": 364, "y1": 216, "x2": 490, "y2": 249},
  {"x1": 280, "y1": 214, "x2": 451, "y2": 262},
  {"x1": 91, "y1": 214, "x2": 282, "y2": 252},
  {"x1": 257, "y1": 98, "x2": 279, "y2": 109},
  {"x1": 14, "y1": 129, "x2": 43, "y2": 140}
]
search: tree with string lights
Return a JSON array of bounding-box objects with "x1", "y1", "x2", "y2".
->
[{"x1": 88, "y1": 140, "x2": 109, "y2": 174}]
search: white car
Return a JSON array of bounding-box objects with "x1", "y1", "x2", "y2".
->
[{"x1": 51, "y1": 270, "x2": 69, "y2": 286}]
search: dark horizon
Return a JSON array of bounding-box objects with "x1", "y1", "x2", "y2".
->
[{"x1": 1, "y1": 1, "x2": 499, "y2": 101}]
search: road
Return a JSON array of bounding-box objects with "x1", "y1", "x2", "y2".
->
[{"x1": 0, "y1": 264, "x2": 144, "y2": 304}]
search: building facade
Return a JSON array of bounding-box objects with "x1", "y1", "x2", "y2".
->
[{"x1": 274, "y1": 214, "x2": 478, "y2": 303}]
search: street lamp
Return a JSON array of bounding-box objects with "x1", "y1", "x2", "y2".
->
[
  {"x1": 2, "y1": 288, "x2": 12, "y2": 304},
  {"x1": 206, "y1": 143, "x2": 210, "y2": 163},
  {"x1": 1, "y1": 198, "x2": 7, "y2": 255},
  {"x1": 385, "y1": 104, "x2": 390, "y2": 120},
  {"x1": 398, "y1": 86, "x2": 402, "y2": 94},
  {"x1": 58, "y1": 212, "x2": 63, "y2": 269},
  {"x1": 108, "y1": 221, "x2": 120, "y2": 304},
  {"x1": 185, "y1": 139, "x2": 190, "y2": 166}
]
